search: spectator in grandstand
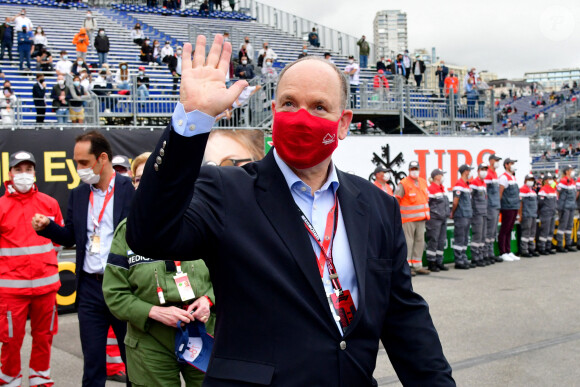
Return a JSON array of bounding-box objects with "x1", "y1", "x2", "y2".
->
[
  {"x1": 373, "y1": 69, "x2": 389, "y2": 99},
  {"x1": 79, "y1": 69, "x2": 92, "y2": 91},
  {"x1": 32, "y1": 26, "x2": 47, "y2": 58},
  {"x1": 13, "y1": 9, "x2": 33, "y2": 33},
  {"x1": 258, "y1": 42, "x2": 277, "y2": 64},
  {"x1": 55, "y1": 50, "x2": 73, "y2": 77},
  {"x1": 444, "y1": 70, "x2": 459, "y2": 109},
  {"x1": 376, "y1": 56, "x2": 387, "y2": 72},
  {"x1": 72, "y1": 27, "x2": 90, "y2": 61},
  {"x1": 344, "y1": 55, "x2": 360, "y2": 109},
  {"x1": 450, "y1": 165, "x2": 473, "y2": 270},
  {"x1": 200, "y1": 0, "x2": 210, "y2": 16},
  {"x1": 35, "y1": 47, "x2": 53, "y2": 72},
  {"x1": 519, "y1": 174, "x2": 539, "y2": 258},
  {"x1": 115, "y1": 62, "x2": 131, "y2": 91},
  {"x1": 101, "y1": 63, "x2": 114, "y2": 83},
  {"x1": 152, "y1": 40, "x2": 162, "y2": 66},
  {"x1": 238, "y1": 44, "x2": 251, "y2": 63},
  {"x1": 537, "y1": 172, "x2": 557, "y2": 255},
  {"x1": 0, "y1": 18, "x2": 14, "y2": 61},
  {"x1": 71, "y1": 57, "x2": 89, "y2": 77},
  {"x1": 498, "y1": 158, "x2": 520, "y2": 261},
  {"x1": 470, "y1": 163, "x2": 489, "y2": 267},
  {"x1": 167, "y1": 47, "x2": 182, "y2": 91},
  {"x1": 435, "y1": 61, "x2": 449, "y2": 97},
  {"x1": 51, "y1": 75, "x2": 69, "y2": 123},
  {"x1": 323, "y1": 52, "x2": 334, "y2": 64},
  {"x1": 32, "y1": 73, "x2": 46, "y2": 124},
  {"x1": 82, "y1": 10, "x2": 97, "y2": 49},
  {"x1": 94, "y1": 28, "x2": 110, "y2": 67},
  {"x1": 395, "y1": 161, "x2": 431, "y2": 275},
  {"x1": 215, "y1": 84, "x2": 261, "y2": 123},
  {"x1": 229, "y1": 0, "x2": 236, "y2": 11},
  {"x1": 308, "y1": 28, "x2": 320, "y2": 47},
  {"x1": 356, "y1": 35, "x2": 369, "y2": 68},
  {"x1": 463, "y1": 67, "x2": 477, "y2": 92},
  {"x1": 137, "y1": 66, "x2": 150, "y2": 101},
  {"x1": 298, "y1": 45, "x2": 308, "y2": 59},
  {"x1": 223, "y1": 32, "x2": 230, "y2": 42},
  {"x1": 160, "y1": 41, "x2": 173, "y2": 63},
  {"x1": 261, "y1": 58, "x2": 278, "y2": 83},
  {"x1": 465, "y1": 74, "x2": 478, "y2": 117},
  {"x1": 402, "y1": 50, "x2": 411, "y2": 82},
  {"x1": 67, "y1": 75, "x2": 91, "y2": 124},
  {"x1": 384, "y1": 58, "x2": 392, "y2": 75},
  {"x1": 17, "y1": 25, "x2": 33, "y2": 71},
  {"x1": 426, "y1": 169, "x2": 450, "y2": 272},
  {"x1": 412, "y1": 54, "x2": 425, "y2": 88},
  {"x1": 240, "y1": 36, "x2": 254, "y2": 62},
  {"x1": 235, "y1": 55, "x2": 254, "y2": 80},
  {"x1": 0, "y1": 86, "x2": 15, "y2": 125},
  {"x1": 140, "y1": 38, "x2": 154, "y2": 65},
  {"x1": 131, "y1": 23, "x2": 145, "y2": 46},
  {"x1": 391, "y1": 54, "x2": 405, "y2": 77},
  {"x1": 92, "y1": 70, "x2": 114, "y2": 112}
]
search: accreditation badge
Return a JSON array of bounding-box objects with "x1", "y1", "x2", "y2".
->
[
  {"x1": 330, "y1": 289, "x2": 356, "y2": 329},
  {"x1": 89, "y1": 233, "x2": 101, "y2": 255},
  {"x1": 173, "y1": 273, "x2": 195, "y2": 302}
]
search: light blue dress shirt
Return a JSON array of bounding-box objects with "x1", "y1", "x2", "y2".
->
[
  {"x1": 171, "y1": 102, "x2": 359, "y2": 334},
  {"x1": 84, "y1": 176, "x2": 115, "y2": 274}
]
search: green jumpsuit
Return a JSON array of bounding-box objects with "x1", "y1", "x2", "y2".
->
[{"x1": 103, "y1": 219, "x2": 215, "y2": 387}]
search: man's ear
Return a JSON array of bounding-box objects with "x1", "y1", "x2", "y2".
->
[{"x1": 338, "y1": 110, "x2": 353, "y2": 140}]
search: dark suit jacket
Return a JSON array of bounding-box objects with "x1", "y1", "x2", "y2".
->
[
  {"x1": 32, "y1": 82, "x2": 46, "y2": 107},
  {"x1": 38, "y1": 174, "x2": 134, "y2": 286},
  {"x1": 127, "y1": 126, "x2": 454, "y2": 386}
]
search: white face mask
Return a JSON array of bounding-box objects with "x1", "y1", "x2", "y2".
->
[
  {"x1": 572, "y1": 171, "x2": 576, "y2": 177},
  {"x1": 120, "y1": 172, "x2": 130, "y2": 177},
  {"x1": 526, "y1": 181, "x2": 534, "y2": 187},
  {"x1": 77, "y1": 165, "x2": 100, "y2": 185},
  {"x1": 57, "y1": 80, "x2": 65, "y2": 86},
  {"x1": 348, "y1": 60, "x2": 354, "y2": 64},
  {"x1": 241, "y1": 60, "x2": 248, "y2": 65},
  {"x1": 547, "y1": 179, "x2": 553, "y2": 185},
  {"x1": 410, "y1": 170, "x2": 419, "y2": 179},
  {"x1": 12, "y1": 173, "x2": 34, "y2": 193},
  {"x1": 479, "y1": 170, "x2": 487, "y2": 179},
  {"x1": 384, "y1": 173, "x2": 391, "y2": 181}
]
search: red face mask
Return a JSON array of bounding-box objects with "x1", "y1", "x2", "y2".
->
[{"x1": 272, "y1": 108, "x2": 343, "y2": 170}]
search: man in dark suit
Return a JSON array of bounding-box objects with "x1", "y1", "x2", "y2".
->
[
  {"x1": 128, "y1": 35, "x2": 454, "y2": 386},
  {"x1": 32, "y1": 131, "x2": 133, "y2": 387},
  {"x1": 32, "y1": 73, "x2": 46, "y2": 123}
]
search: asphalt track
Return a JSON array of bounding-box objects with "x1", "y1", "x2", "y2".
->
[{"x1": 14, "y1": 252, "x2": 580, "y2": 386}]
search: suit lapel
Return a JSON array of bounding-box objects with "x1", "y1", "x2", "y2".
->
[
  {"x1": 113, "y1": 176, "x2": 123, "y2": 227},
  {"x1": 254, "y1": 152, "x2": 338, "y2": 331},
  {"x1": 77, "y1": 184, "x2": 90, "y2": 271},
  {"x1": 336, "y1": 170, "x2": 369, "y2": 336}
]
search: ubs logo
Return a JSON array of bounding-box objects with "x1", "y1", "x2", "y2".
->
[{"x1": 368, "y1": 144, "x2": 407, "y2": 191}]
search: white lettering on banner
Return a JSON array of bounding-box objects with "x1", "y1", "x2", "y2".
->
[{"x1": 333, "y1": 136, "x2": 530, "y2": 189}]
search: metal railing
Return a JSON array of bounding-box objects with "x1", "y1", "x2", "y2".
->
[{"x1": 238, "y1": 0, "x2": 375, "y2": 63}]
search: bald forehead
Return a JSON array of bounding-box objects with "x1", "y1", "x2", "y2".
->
[{"x1": 277, "y1": 59, "x2": 343, "y2": 106}]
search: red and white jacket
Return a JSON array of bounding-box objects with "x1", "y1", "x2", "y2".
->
[{"x1": 0, "y1": 182, "x2": 63, "y2": 295}]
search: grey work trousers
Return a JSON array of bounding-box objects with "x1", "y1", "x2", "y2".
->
[
  {"x1": 538, "y1": 215, "x2": 556, "y2": 252},
  {"x1": 453, "y1": 217, "x2": 471, "y2": 265},
  {"x1": 470, "y1": 215, "x2": 486, "y2": 262},
  {"x1": 402, "y1": 220, "x2": 426, "y2": 268},
  {"x1": 426, "y1": 218, "x2": 447, "y2": 264},
  {"x1": 485, "y1": 207, "x2": 500, "y2": 258},
  {"x1": 556, "y1": 209, "x2": 574, "y2": 247},
  {"x1": 519, "y1": 217, "x2": 537, "y2": 254}
]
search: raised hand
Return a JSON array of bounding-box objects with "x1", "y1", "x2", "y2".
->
[{"x1": 180, "y1": 34, "x2": 248, "y2": 117}]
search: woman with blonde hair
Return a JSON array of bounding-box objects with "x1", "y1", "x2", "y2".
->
[{"x1": 114, "y1": 62, "x2": 130, "y2": 91}]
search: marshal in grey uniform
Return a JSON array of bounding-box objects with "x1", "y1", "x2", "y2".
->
[
  {"x1": 537, "y1": 174, "x2": 557, "y2": 255},
  {"x1": 555, "y1": 167, "x2": 577, "y2": 252},
  {"x1": 519, "y1": 174, "x2": 538, "y2": 257},
  {"x1": 451, "y1": 165, "x2": 473, "y2": 269},
  {"x1": 484, "y1": 154, "x2": 502, "y2": 262},
  {"x1": 426, "y1": 169, "x2": 450, "y2": 272},
  {"x1": 470, "y1": 164, "x2": 488, "y2": 266}
]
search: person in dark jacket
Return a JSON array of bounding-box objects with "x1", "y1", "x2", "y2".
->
[
  {"x1": 94, "y1": 28, "x2": 110, "y2": 67},
  {"x1": 35, "y1": 46, "x2": 53, "y2": 72},
  {"x1": 234, "y1": 55, "x2": 254, "y2": 79},
  {"x1": 32, "y1": 73, "x2": 46, "y2": 123},
  {"x1": 498, "y1": 158, "x2": 520, "y2": 261},
  {"x1": 140, "y1": 39, "x2": 154, "y2": 64},
  {"x1": 537, "y1": 172, "x2": 557, "y2": 255},
  {"x1": 426, "y1": 169, "x2": 450, "y2": 272},
  {"x1": 167, "y1": 47, "x2": 182, "y2": 91},
  {"x1": 412, "y1": 54, "x2": 426, "y2": 88},
  {"x1": 519, "y1": 174, "x2": 539, "y2": 257},
  {"x1": 50, "y1": 74, "x2": 69, "y2": 124},
  {"x1": 71, "y1": 56, "x2": 90, "y2": 76},
  {"x1": 450, "y1": 164, "x2": 473, "y2": 269},
  {"x1": 0, "y1": 18, "x2": 14, "y2": 61},
  {"x1": 435, "y1": 61, "x2": 449, "y2": 97},
  {"x1": 555, "y1": 165, "x2": 577, "y2": 253}
]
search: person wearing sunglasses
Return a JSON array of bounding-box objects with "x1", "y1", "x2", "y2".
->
[{"x1": 203, "y1": 129, "x2": 264, "y2": 167}]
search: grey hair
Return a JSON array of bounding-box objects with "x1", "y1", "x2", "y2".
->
[{"x1": 275, "y1": 56, "x2": 349, "y2": 111}]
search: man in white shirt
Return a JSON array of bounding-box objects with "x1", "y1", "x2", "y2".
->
[
  {"x1": 258, "y1": 42, "x2": 277, "y2": 63},
  {"x1": 402, "y1": 49, "x2": 411, "y2": 82},
  {"x1": 13, "y1": 9, "x2": 32, "y2": 33},
  {"x1": 344, "y1": 55, "x2": 360, "y2": 109},
  {"x1": 240, "y1": 36, "x2": 254, "y2": 62},
  {"x1": 55, "y1": 50, "x2": 73, "y2": 77},
  {"x1": 160, "y1": 41, "x2": 173, "y2": 63}
]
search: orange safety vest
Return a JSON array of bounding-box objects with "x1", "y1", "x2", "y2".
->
[
  {"x1": 374, "y1": 180, "x2": 393, "y2": 196},
  {"x1": 398, "y1": 177, "x2": 430, "y2": 223}
]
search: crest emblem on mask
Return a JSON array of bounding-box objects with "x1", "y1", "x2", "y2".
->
[{"x1": 322, "y1": 133, "x2": 335, "y2": 145}]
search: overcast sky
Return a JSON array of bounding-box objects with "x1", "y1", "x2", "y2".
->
[{"x1": 257, "y1": 0, "x2": 579, "y2": 79}]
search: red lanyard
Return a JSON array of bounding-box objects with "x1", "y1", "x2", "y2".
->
[
  {"x1": 89, "y1": 173, "x2": 115, "y2": 232},
  {"x1": 297, "y1": 193, "x2": 343, "y2": 292}
]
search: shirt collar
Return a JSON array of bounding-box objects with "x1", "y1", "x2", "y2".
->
[
  {"x1": 90, "y1": 172, "x2": 116, "y2": 194},
  {"x1": 273, "y1": 149, "x2": 339, "y2": 195}
]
